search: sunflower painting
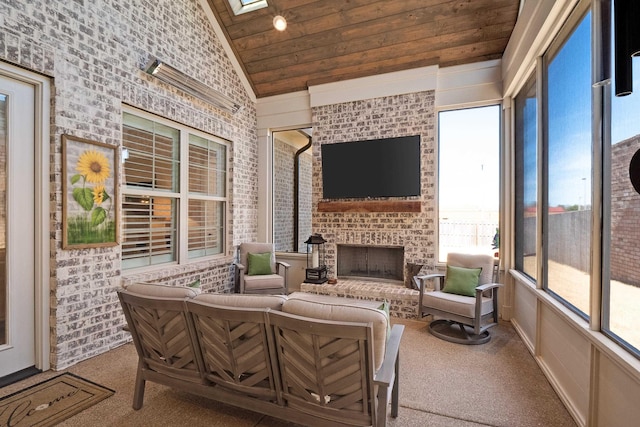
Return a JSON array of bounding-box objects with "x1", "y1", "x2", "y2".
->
[{"x1": 62, "y1": 135, "x2": 118, "y2": 248}]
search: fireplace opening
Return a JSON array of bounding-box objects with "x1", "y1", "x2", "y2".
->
[{"x1": 337, "y1": 245, "x2": 404, "y2": 282}]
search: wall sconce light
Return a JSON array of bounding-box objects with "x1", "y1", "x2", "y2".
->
[
  {"x1": 273, "y1": 15, "x2": 287, "y2": 31},
  {"x1": 143, "y1": 57, "x2": 242, "y2": 114}
]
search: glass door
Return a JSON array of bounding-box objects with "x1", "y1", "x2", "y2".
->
[{"x1": 0, "y1": 74, "x2": 36, "y2": 379}]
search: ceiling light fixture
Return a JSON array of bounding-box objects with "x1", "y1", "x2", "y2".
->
[
  {"x1": 273, "y1": 15, "x2": 287, "y2": 31},
  {"x1": 143, "y1": 57, "x2": 242, "y2": 114}
]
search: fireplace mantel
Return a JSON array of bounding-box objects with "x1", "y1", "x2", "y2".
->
[{"x1": 317, "y1": 200, "x2": 421, "y2": 213}]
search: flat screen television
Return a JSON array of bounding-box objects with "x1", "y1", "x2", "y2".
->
[{"x1": 321, "y1": 135, "x2": 421, "y2": 199}]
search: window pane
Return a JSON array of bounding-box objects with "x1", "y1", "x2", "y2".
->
[
  {"x1": 122, "y1": 113, "x2": 179, "y2": 269},
  {"x1": 515, "y1": 74, "x2": 538, "y2": 280},
  {"x1": 188, "y1": 199, "x2": 224, "y2": 258},
  {"x1": 545, "y1": 12, "x2": 591, "y2": 317},
  {"x1": 122, "y1": 195, "x2": 176, "y2": 268},
  {"x1": 607, "y1": 53, "x2": 640, "y2": 354},
  {"x1": 438, "y1": 106, "x2": 500, "y2": 262},
  {"x1": 189, "y1": 135, "x2": 226, "y2": 197},
  {"x1": 123, "y1": 112, "x2": 179, "y2": 192}
]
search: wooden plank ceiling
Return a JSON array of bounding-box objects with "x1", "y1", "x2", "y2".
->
[{"x1": 206, "y1": 0, "x2": 520, "y2": 98}]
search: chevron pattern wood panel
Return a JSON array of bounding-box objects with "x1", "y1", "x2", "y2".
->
[
  {"x1": 119, "y1": 293, "x2": 202, "y2": 383},
  {"x1": 186, "y1": 302, "x2": 279, "y2": 401},
  {"x1": 269, "y1": 311, "x2": 376, "y2": 426}
]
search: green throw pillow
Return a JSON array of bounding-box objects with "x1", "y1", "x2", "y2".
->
[
  {"x1": 442, "y1": 265, "x2": 482, "y2": 297},
  {"x1": 247, "y1": 252, "x2": 273, "y2": 276},
  {"x1": 378, "y1": 300, "x2": 391, "y2": 338}
]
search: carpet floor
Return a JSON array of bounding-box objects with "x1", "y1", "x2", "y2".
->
[{"x1": 0, "y1": 318, "x2": 576, "y2": 426}]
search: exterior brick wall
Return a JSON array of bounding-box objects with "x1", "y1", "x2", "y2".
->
[
  {"x1": 311, "y1": 92, "x2": 437, "y2": 280},
  {"x1": 0, "y1": 0, "x2": 258, "y2": 369},
  {"x1": 274, "y1": 139, "x2": 294, "y2": 251},
  {"x1": 611, "y1": 136, "x2": 640, "y2": 287}
]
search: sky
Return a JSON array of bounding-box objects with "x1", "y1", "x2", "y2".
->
[
  {"x1": 541, "y1": 10, "x2": 640, "y2": 207},
  {"x1": 546, "y1": 12, "x2": 592, "y2": 208},
  {"x1": 438, "y1": 105, "x2": 500, "y2": 213}
]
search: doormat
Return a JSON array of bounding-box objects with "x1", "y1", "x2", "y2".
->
[{"x1": 0, "y1": 372, "x2": 114, "y2": 426}]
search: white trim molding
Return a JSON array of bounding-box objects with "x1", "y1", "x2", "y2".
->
[
  {"x1": 435, "y1": 59, "x2": 503, "y2": 109},
  {"x1": 0, "y1": 60, "x2": 51, "y2": 372},
  {"x1": 308, "y1": 65, "x2": 438, "y2": 107}
]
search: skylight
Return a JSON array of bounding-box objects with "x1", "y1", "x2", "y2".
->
[{"x1": 228, "y1": 0, "x2": 268, "y2": 15}]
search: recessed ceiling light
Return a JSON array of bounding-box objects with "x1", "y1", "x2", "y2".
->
[{"x1": 273, "y1": 15, "x2": 287, "y2": 31}]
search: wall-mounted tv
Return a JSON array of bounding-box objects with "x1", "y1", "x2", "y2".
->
[{"x1": 321, "y1": 135, "x2": 421, "y2": 199}]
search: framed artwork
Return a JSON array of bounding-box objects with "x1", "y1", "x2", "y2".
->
[{"x1": 62, "y1": 135, "x2": 119, "y2": 249}]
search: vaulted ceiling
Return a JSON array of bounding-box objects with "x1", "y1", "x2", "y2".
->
[{"x1": 205, "y1": 0, "x2": 521, "y2": 98}]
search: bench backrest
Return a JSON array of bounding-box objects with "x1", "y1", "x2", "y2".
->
[
  {"x1": 185, "y1": 299, "x2": 281, "y2": 403},
  {"x1": 117, "y1": 290, "x2": 203, "y2": 384},
  {"x1": 268, "y1": 310, "x2": 377, "y2": 426}
]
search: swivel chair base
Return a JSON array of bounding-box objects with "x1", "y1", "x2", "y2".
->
[{"x1": 429, "y1": 319, "x2": 491, "y2": 345}]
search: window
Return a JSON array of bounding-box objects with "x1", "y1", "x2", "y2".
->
[
  {"x1": 122, "y1": 110, "x2": 228, "y2": 269},
  {"x1": 514, "y1": 74, "x2": 538, "y2": 280},
  {"x1": 543, "y1": 10, "x2": 592, "y2": 318},
  {"x1": 187, "y1": 135, "x2": 227, "y2": 258},
  {"x1": 438, "y1": 106, "x2": 500, "y2": 263},
  {"x1": 512, "y1": 2, "x2": 640, "y2": 359},
  {"x1": 227, "y1": 0, "x2": 267, "y2": 15}
]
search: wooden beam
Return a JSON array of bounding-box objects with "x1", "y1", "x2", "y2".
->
[{"x1": 317, "y1": 200, "x2": 421, "y2": 213}]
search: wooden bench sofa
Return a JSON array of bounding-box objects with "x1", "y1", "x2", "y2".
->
[{"x1": 117, "y1": 284, "x2": 404, "y2": 427}]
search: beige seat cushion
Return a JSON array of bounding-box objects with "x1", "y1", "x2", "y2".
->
[
  {"x1": 287, "y1": 292, "x2": 381, "y2": 309},
  {"x1": 282, "y1": 296, "x2": 388, "y2": 370},
  {"x1": 243, "y1": 274, "x2": 285, "y2": 290},
  {"x1": 193, "y1": 293, "x2": 287, "y2": 311},
  {"x1": 422, "y1": 291, "x2": 493, "y2": 318},
  {"x1": 124, "y1": 282, "x2": 199, "y2": 298}
]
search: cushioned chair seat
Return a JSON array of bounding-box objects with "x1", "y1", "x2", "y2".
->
[
  {"x1": 194, "y1": 293, "x2": 287, "y2": 310},
  {"x1": 243, "y1": 274, "x2": 285, "y2": 290},
  {"x1": 422, "y1": 291, "x2": 493, "y2": 318},
  {"x1": 414, "y1": 252, "x2": 502, "y2": 345},
  {"x1": 282, "y1": 296, "x2": 388, "y2": 370},
  {"x1": 125, "y1": 282, "x2": 200, "y2": 298},
  {"x1": 235, "y1": 242, "x2": 289, "y2": 294}
]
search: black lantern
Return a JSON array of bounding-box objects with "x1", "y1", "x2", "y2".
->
[{"x1": 304, "y1": 234, "x2": 328, "y2": 284}]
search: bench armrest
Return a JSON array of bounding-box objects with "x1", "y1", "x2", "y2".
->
[{"x1": 374, "y1": 324, "x2": 404, "y2": 421}]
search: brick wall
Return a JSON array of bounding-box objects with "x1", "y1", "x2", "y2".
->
[
  {"x1": 311, "y1": 92, "x2": 437, "y2": 279},
  {"x1": 273, "y1": 139, "x2": 295, "y2": 251},
  {"x1": 0, "y1": 0, "x2": 258, "y2": 369},
  {"x1": 611, "y1": 136, "x2": 640, "y2": 287}
]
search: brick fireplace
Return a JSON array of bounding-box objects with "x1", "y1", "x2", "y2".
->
[
  {"x1": 301, "y1": 91, "x2": 437, "y2": 318},
  {"x1": 337, "y1": 244, "x2": 404, "y2": 282},
  {"x1": 310, "y1": 91, "x2": 437, "y2": 282}
]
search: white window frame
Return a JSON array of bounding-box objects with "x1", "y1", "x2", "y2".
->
[
  {"x1": 122, "y1": 106, "x2": 229, "y2": 270},
  {"x1": 227, "y1": 0, "x2": 268, "y2": 16},
  {"x1": 436, "y1": 105, "x2": 501, "y2": 264}
]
